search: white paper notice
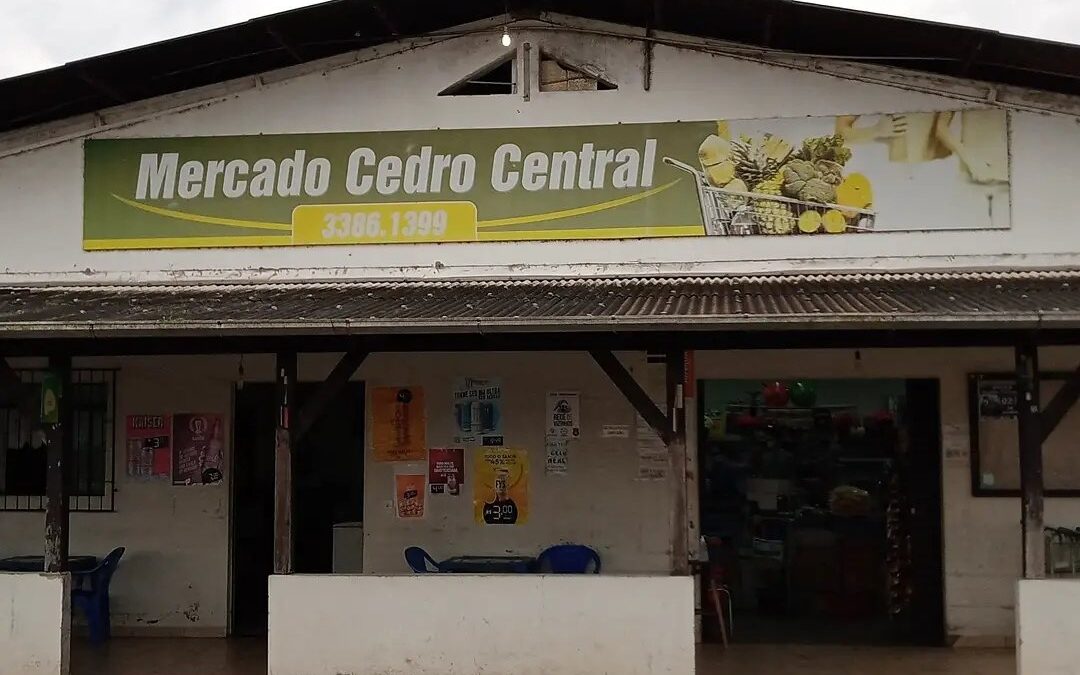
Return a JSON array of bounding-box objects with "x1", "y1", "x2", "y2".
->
[
  {"x1": 636, "y1": 415, "x2": 668, "y2": 480},
  {"x1": 602, "y1": 424, "x2": 630, "y2": 439},
  {"x1": 545, "y1": 438, "x2": 569, "y2": 476},
  {"x1": 545, "y1": 392, "x2": 581, "y2": 439}
]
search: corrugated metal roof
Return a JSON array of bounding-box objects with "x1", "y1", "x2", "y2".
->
[{"x1": 2, "y1": 271, "x2": 1079, "y2": 338}]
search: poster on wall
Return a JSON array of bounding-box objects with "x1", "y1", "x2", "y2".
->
[
  {"x1": 977, "y1": 378, "x2": 1018, "y2": 418},
  {"x1": 636, "y1": 415, "x2": 668, "y2": 481},
  {"x1": 453, "y1": 377, "x2": 503, "y2": 445},
  {"x1": 125, "y1": 414, "x2": 171, "y2": 479},
  {"x1": 172, "y1": 413, "x2": 224, "y2": 486},
  {"x1": 395, "y1": 474, "x2": 427, "y2": 519},
  {"x1": 428, "y1": 448, "x2": 464, "y2": 495},
  {"x1": 545, "y1": 438, "x2": 569, "y2": 476},
  {"x1": 473, "y1": 448, "x2": 528, "y2": 525},
  {"x1": 545, "y1": 392, "x2": 580, "y2": 439},
  {"x1": 83, "y1": 110, "x2": 1010, "y2": 252},
  {"x1": 371, "y1": 386, "x2": 426, "y2": 462}
]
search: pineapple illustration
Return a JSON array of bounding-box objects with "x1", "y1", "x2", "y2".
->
[
  {"x1": 751, "y1": 175, "x2": 794, "y2": 235},
  {"x1": 730, "y1": 134, "x2": 792, "y2": 186}
]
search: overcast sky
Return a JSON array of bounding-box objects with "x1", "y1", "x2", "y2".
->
[{"x1": 2, "y1": 0, "x2": 1079, "y2": 80}]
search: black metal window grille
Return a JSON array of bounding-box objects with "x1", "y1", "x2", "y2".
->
[{"x1": 0, "y1": 369, "x2": 116, "y2": 512}]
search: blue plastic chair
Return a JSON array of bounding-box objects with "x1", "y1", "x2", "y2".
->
[
  {"x1": 71, "y1": 547, "x2": 125, "y2": 644},
  {"x1": 536, "y1": 544, "x2": 601, "y2": 574},
  {"x1": 404, "y1": 546, "x2": 442, "y2": 573}
]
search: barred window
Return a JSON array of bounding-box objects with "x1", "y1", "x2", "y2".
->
[{"x1": 0, "y1": 369, "x2": 116, "y2": 511}]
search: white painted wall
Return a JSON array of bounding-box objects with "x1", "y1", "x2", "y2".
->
[
  {"x1": 268, "y1": 573, "x2": 695, "y2": 675},
  {"x1": 1016, "y1": 579, "x2": 1080, "y2": 674},
  {"x1": 0, "y1": 573, "x2": 70, "y2": 675},
  {"x1": 293, "y1": 351, "x2": 674, "y2": 574},
  {"x1": 694, "y1": 345, "x2": 1080, "y2": 646},
  {"x1": 0, "y1": 22, "x2": 1078, "y2": 283},
  {"x1": 0, "y1": 356, "x2": 232, "y2": 636},
  {"x1": 2, "y1": 346, "x2": 1072, "y2": 644}
]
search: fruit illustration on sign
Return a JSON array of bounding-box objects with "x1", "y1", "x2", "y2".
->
[
  {"x1": 823, "y1": 209, "x2": 847, "y2": 233},
  {"x1": 687, "y1": 123, "x2": 873, "y2": 236},
  {"x1": 837, "y1": 173, "x2": 873, "y2": 212},
  {"x1": 798, "y1": 211, "x2": 823, "y2": 233}
]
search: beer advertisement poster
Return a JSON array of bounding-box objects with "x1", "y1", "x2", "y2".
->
[
  {"x1": 453, "y1": 377, "x2": 503, "y2": 445},
  {"x1": 428, "y1": 448, "x2": 464, "y2": 495},
  {"x1": 474, "y1": 448, "x2": 528, "y2": 525},
  {"x1": 395, "y1": 474, "x2": 427, "y2": 519},
  {"x1": 371, "y1": 386, "x2": 426, "y2": 462},
  {"x1": 125, "y1": 414, "x2": 172, "y2": 479},
  {"x1": 172, "y1": 413, "x2": 225, "y2": 486}
]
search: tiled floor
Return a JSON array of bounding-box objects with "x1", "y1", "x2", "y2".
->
[{"x1": 72, "y1": 638, "x2": 1016, "y2": 674}]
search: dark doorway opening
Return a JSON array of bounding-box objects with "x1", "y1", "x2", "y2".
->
[
  {"x1": 696, "y1": 377, "x2": 944, "y2": 646},
  {"x1": 230, "y1": 382, "x2": 364, "y2": 636}
]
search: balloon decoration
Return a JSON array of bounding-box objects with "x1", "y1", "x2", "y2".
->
[
  {"x1": 789, "y1": 380, "x2": 818, "y2": 408},
  {"x1": 762, "y1": 381, "x2": 790, "y2": 407}
]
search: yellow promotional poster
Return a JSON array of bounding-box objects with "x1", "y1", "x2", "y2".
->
[
  {"x1": 83, "y1": 110, "x2": 1010, "y2": 250},
  {"x1": 473, "y1": 448, "x2": 528, "y2": 525},
  {"x1": 395, "y1": 474, "x2": 426, "y2": 519},
  {"x1": 371, "y1": 386, "x2": 426, "y2": 462}
]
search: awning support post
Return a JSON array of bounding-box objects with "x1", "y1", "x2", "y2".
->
[
  {"x1": 590, "y1": 349, "x2": 690, "y2": 574},
  {"x1": 44, "y1": 354, "x2": 71, "y2": 573},
  {"x1": 274, "y1": 351, "x2": 297, "y2": 575},
  {"x1": 665, "y1": 349, "x2": 690, "y2": 576},
  {"x1": 1016, "y1": 339, "x2": 1045, "y2": 579},
  {"x1": 294, "y1": 348, "x2": 368, "y2": 443}
]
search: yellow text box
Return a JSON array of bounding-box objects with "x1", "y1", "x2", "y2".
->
[{"x1": 292, "y1": 202, "x2": 478, "y2": 245}]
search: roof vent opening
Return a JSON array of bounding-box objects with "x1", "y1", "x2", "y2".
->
[
  {"x1": 439, "y1": 53, "x2": 517, "y2": 96},
  {"x1": 538, "y1": 52, "x2": 616, "y2": 92}
]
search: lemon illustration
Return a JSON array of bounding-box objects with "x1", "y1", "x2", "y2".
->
[
  {"x1": 823, "y1": 210, "x2": 848, "y2": 233},
  {"x1": 798, "y1": 211, "x2": 823, "y2": 234},
  {"x1": 837, "y1": 173, "x2": 873, "y2": 210}
]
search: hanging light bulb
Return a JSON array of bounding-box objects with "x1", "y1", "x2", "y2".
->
[{"x1": 501, "y1": 28, "x2": 512, "y2": 47}]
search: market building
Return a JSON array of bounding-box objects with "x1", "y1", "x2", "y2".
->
[{"x1": 1, "y1": 2, "x2": 1080, "y2": 674}]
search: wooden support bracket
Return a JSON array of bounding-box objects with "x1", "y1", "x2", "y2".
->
[
  {"x1": 1040, "y1": 363, "x2": 1080, "y2": 443},
  {"x1": 294, "y1": 348, "x2": 368, "y2": 442},
  {"x1": 589, "y1": 350, "x2": 670, "y2": 443}
]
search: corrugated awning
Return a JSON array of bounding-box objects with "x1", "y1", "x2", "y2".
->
[{"x1": 1, "y1": 271, "x2": 1079, "y2": 338}]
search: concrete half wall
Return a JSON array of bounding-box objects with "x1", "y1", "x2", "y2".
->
[
  {"x1": 268, "y1": 574, "x2": 695, "y2": 675},
  {"x1": 1017, "y1": 578, "x2": 1080, "y2": 674},
  {"x1": 0, "y1": 573, "x2": 70, "y2": 675}
]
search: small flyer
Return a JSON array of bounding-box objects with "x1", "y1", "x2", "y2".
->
[
  {"x1": 371, "y1": 386, "x2": 426, "y2": 462},
  {"x1": 474, "y1": 447, "x2": 528, "y2": 525},
  {"x1": 395, "y1": 474, "x2": 427, "y2": 519},
  {"x1": 545, "y1": 437, "x2": 569, "y2": 476},
  {"x1": 453, "y1": 377, "x2": 503, "y2": 445},
  {"x1": 172, "y1": 413, "x2": 224, "y2": 486},
  {"x1": 635, "y1": 414, "x2": 668, "y2": 481},
  {"x1": 428, "y1": 448, "x2": 464, "y2": 495},
  {"x1": 545, "y1": 391, "x2": 581, "y2": 439},
  {"x1": 125, "y1": 414, "x2": 172, "y2": 479}
]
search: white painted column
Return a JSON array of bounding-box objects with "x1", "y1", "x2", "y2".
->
[{"x1": 0, "y1": 573, "x2": 70, "y2": 675}]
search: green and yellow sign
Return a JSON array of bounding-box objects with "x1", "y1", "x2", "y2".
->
[{"x1": 83, "y1": 111, "x2": 1010, "y2": 250}]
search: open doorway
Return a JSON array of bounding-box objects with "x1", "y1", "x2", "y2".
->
[
  {"x1": 230, "y1": 382, "x2": 364, "y2": 636},
  {"x1": 696, "y1": 378, "x2": 943, "y2": 645}
]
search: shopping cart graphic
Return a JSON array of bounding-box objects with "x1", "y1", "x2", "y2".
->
[{"x1": 663, "y1": 157, "x2": 876, "y2": 236}]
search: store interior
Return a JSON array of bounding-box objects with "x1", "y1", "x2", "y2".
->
[{"x1": 697, "y1": 378, "x2": 943, "y2": 645}]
